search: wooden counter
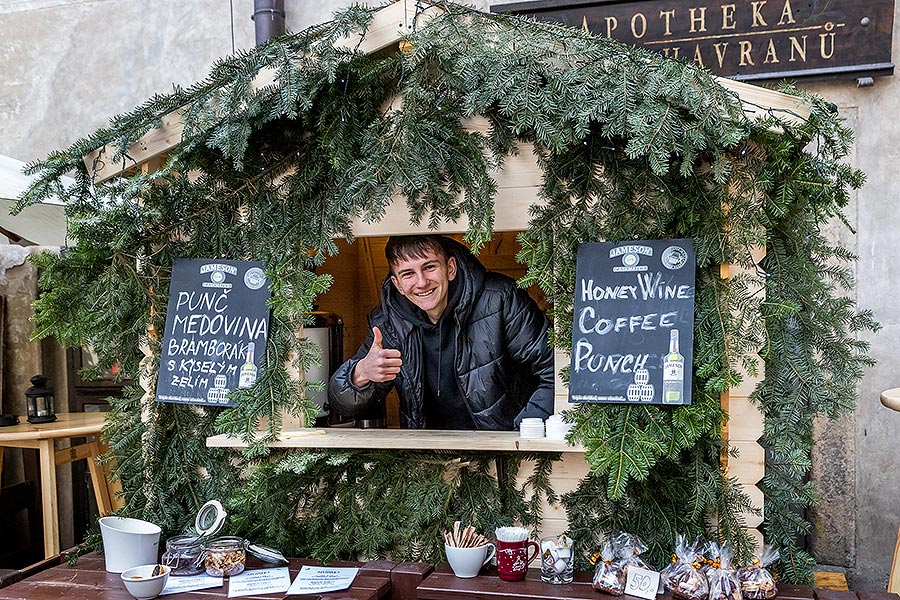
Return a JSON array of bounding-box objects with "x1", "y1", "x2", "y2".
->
[
  {"x1": 206, "y1": 428, "x2": 583, "y2": 453},
  {"x1": 415, "y1": 564, "x2": 900, "y2": 600},
  {"x1": 0, "y1": 552, "x2": 425, "y2": 600}
]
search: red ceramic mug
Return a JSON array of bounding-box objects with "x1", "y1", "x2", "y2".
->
[{"x1": 496, "y1": 538, "x2": 540, "y2": 581}]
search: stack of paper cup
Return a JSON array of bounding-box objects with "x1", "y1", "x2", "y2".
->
[
  {"x1": 544, "y1": 414, "x2": 573, "y2": 440},
  {"x1": 519, "y1": 418, "x2": 545, "y2": 439}
]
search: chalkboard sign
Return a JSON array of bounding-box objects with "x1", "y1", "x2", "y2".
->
[
  {"x1": 569, "y1": 239, "x2": 695, "y2": 405},
  {"x1": 156, "y1": 259, "x2": 271, "y2": 407}
]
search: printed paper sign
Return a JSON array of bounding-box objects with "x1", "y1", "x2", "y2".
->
[
  {"x1": 227, "y1": 567, "x2": 291, "y2": 598},
  {"x1": 161, "y1": 574, "x2": 223, "y2": 595},
  {"x1": 286, "y1": 566, "x2": 359, "y2": 595},
  {"x1": 625, "y1": 565, "x2": 661, "y2": 600}
]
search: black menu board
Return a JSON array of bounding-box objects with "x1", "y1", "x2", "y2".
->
[
  {"x1": 156, "y1": 259, "x2": 270, "y2": 407},
  {"x1": 569, "y1": 239, "x2": 695, "y2": 405}
]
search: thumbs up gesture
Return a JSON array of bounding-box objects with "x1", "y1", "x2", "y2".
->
[{"x1": 352, "y1": 326, "x2": 403, "y2": 386}]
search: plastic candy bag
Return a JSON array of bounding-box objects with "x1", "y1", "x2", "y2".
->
[
  {"x1": 707, "y1": 544, "x2": 741, "y2": 600},
  {"x1": 662, "y1": 534, "x2": 709, "y2": 600},
  {"x1": 739, "y1": 546, "x2": 779, "y2": 600},
  {"x1": 592, "y1": 539, "x2": 626, "y2": 595},
  {"x1": 614, "y1": 532, "x2": 652, "y2": 574}
]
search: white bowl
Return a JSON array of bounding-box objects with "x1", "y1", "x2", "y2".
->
[{"x1": 120, "y1": 564, "x2": 170, "y2": 600}]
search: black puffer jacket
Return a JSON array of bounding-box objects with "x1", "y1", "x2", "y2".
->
[{"x1": 328, "y1": 239, "x2": 555, "y2": 430}]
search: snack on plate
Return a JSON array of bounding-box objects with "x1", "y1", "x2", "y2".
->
[
  {"x1": 662, "y1": 534, "x2": 709, "y2": 600},
  {"x1": 707, "y1": 544, "x2": 741, "y2": 600},
  {"x1": 739, "y1": 546, "x2": 779, "y2": 600},
  {"x1": 592, "y1": 539, "x2": 626, "y2": 595}
]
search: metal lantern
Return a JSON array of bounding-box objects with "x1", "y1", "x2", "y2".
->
[{"x1": 25, "y1": 375, "x2": 57, "y2": 424}]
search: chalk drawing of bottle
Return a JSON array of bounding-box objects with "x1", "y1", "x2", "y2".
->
[
  {"x1": 238, "y1": 342, "x2": 258, "y2": 389},
  {"x1": 662, "y1": 329, "x2": 685, "y2": 404}
]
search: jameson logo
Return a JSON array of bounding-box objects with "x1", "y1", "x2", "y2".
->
[{"x1": 493, "y1": 0, "x2": 895, "y2": 81}]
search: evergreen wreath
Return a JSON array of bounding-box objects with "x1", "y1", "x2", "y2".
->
[{"x1": 18, "y1": 1, "x2": 876, "y2": 581}]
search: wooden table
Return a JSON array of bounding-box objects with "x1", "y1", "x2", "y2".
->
[
  {"x1": 415, "y1": 564, "x2": 900, "y2": 600},
  {"x1": 0, "y1": 552, "x2": 421, "y2": 600},
  {"x1": 0, "y1": 412, "x2": 120, "y2": 558}
]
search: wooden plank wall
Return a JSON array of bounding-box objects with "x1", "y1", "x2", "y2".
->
[{"x1": 718, "y1": 252, "x2": 766, "y2": 547}]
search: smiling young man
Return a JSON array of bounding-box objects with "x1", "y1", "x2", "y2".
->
[{"x1": 328, "y1": 235, "x2": 555, "y2": 430}]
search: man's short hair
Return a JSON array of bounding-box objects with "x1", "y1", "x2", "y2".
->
[{"x1": 385, "y1": 235, "x2": 449, "y2": 272}]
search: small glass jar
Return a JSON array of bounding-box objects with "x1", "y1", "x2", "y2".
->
[
  {"x1": 203, "y1": 536, "x2": 246, "y2": 577},
  {"x1": 162, "y1": 534, "x2": 205, "y2": 576}
]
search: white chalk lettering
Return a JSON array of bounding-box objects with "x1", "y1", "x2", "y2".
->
[
  {"x1": 637, "y1": 272, "x2": 694, "y2": 300},
  {"x1": 578, "y1": 307, "x2": 677, "y2": 335},
  {"x1": 174, "y1": 290, "x2": 230, "y2": 313},
  {"x1": 580, "y1": 279, "x2": 638, "y2": 301},
  {"x1": 573, "y1": 339, "x2": 650, "y2": 373},
  {"x1": 173, "y1": 313, "x2": 267, "y2": 339}
]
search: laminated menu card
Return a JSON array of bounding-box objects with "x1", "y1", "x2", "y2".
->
[{"x1": 286, "y1": 565, "x2": 359, "y2": 595}]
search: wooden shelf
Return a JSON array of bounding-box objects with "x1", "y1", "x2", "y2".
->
[{"x1": 206, "y1": 428, "x2": 584, "y2": 453}]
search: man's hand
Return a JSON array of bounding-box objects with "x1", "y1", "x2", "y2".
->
[{"x1": 352, "y1": 326, "x2": 403, "y2": 386}]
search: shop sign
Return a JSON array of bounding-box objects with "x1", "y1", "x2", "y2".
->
[
  {"x1": 492, "y1": 0, "x2": 895, "y2": 81},
  {"x1": 157, "y1": 258, "x2": 270, "y2": 407},
  {"x1": 569, "y1": 239, "x2": 695, "y2": 406}
]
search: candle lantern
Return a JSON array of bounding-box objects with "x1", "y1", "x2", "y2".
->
[{"x1": 25, "y1": 375, "x2": 57, "y2": 424}]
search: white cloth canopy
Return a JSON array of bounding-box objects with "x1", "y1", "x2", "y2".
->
[{"x1": 0, "y1": 153, "x2": 69, "y2": 246}]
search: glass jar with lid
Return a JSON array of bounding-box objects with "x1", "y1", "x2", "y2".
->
[
  {"x1": 203, "y1": 536, "x2": 247, "y2": 577},
  {"x1": 161, "y1": 499, "x2": 228, "y2": 577},
  {"x1": 161, "y1": 534, "x2": 205, "y2": 575},
  {"x1": 162, "y1": 499, "x2": 289, "y2": 578}
]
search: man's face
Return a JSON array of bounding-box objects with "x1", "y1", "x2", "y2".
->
[{"x1": 390, "y1": 250, "x2": 458, "y2": 323}]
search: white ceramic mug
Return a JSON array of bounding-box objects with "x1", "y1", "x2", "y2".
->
[
  {"x1": 445, "y1": 542, "x2": 497, "y2": 578},
  {"x1": 98, "y1": 516, "x2": 162, "y2": 573}
]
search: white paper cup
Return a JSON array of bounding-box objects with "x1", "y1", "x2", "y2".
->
[
  {"x1": 445, "y1": 543, "x2": 497, "y2": 578},
  {"x1": 99, "y1": 516, "x2": 162, "y2": 573}
]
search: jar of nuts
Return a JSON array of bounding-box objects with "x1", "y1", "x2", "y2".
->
[{"x1": 203, "y1": 536, "x2": 246, "y2": 577}]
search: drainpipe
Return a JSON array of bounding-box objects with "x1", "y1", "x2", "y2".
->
[{"x1": 253, "y1": 0, "x2": 285, "y2": 45}]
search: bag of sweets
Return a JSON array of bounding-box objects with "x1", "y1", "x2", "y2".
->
[
  {"x1": 592, "y1": 539, "x2": 626, "y2": 595},
  {"x1": 739, "y1": 546, "x2": 779, "y2": 600},
  {"x1": 614, "y1": 532, "x2": 652, "y2": 574},
  {"x1": 662, "y1": 534, "x2": 709, "y2": 600},
  {"x1": 707, "y1": 544, "x2": 741, "y2": 600},
  {"x1": 700, "y1": 540, "x2": 722, "y2": 578}
]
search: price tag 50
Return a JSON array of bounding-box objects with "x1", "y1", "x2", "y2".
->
[{"x1": 624, "y1": 566, "x2": 661, "y2": 600}]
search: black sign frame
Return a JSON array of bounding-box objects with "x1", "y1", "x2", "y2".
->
[
  {"x1": 569, "y1": 239, "x2": 696, "y2": 406},
  {"x1": 156, "y1": 259, "x2": 271, "y2": 407}
]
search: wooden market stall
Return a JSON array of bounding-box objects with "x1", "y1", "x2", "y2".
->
[
  {"x1": 65, "y1": 2, "x2": 856, "y2": 572},
  {"x1": 79, "y1": 0, "x2": 812, "y2": 552}
]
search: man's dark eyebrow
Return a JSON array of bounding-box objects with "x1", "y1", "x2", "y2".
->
[{"x1": 396, "y1": 259, "x2": 441, "y2": 276}]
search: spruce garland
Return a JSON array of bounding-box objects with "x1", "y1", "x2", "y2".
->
[{"x1": 18, "y1": 1, "x2": 875, "y2": 581}]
